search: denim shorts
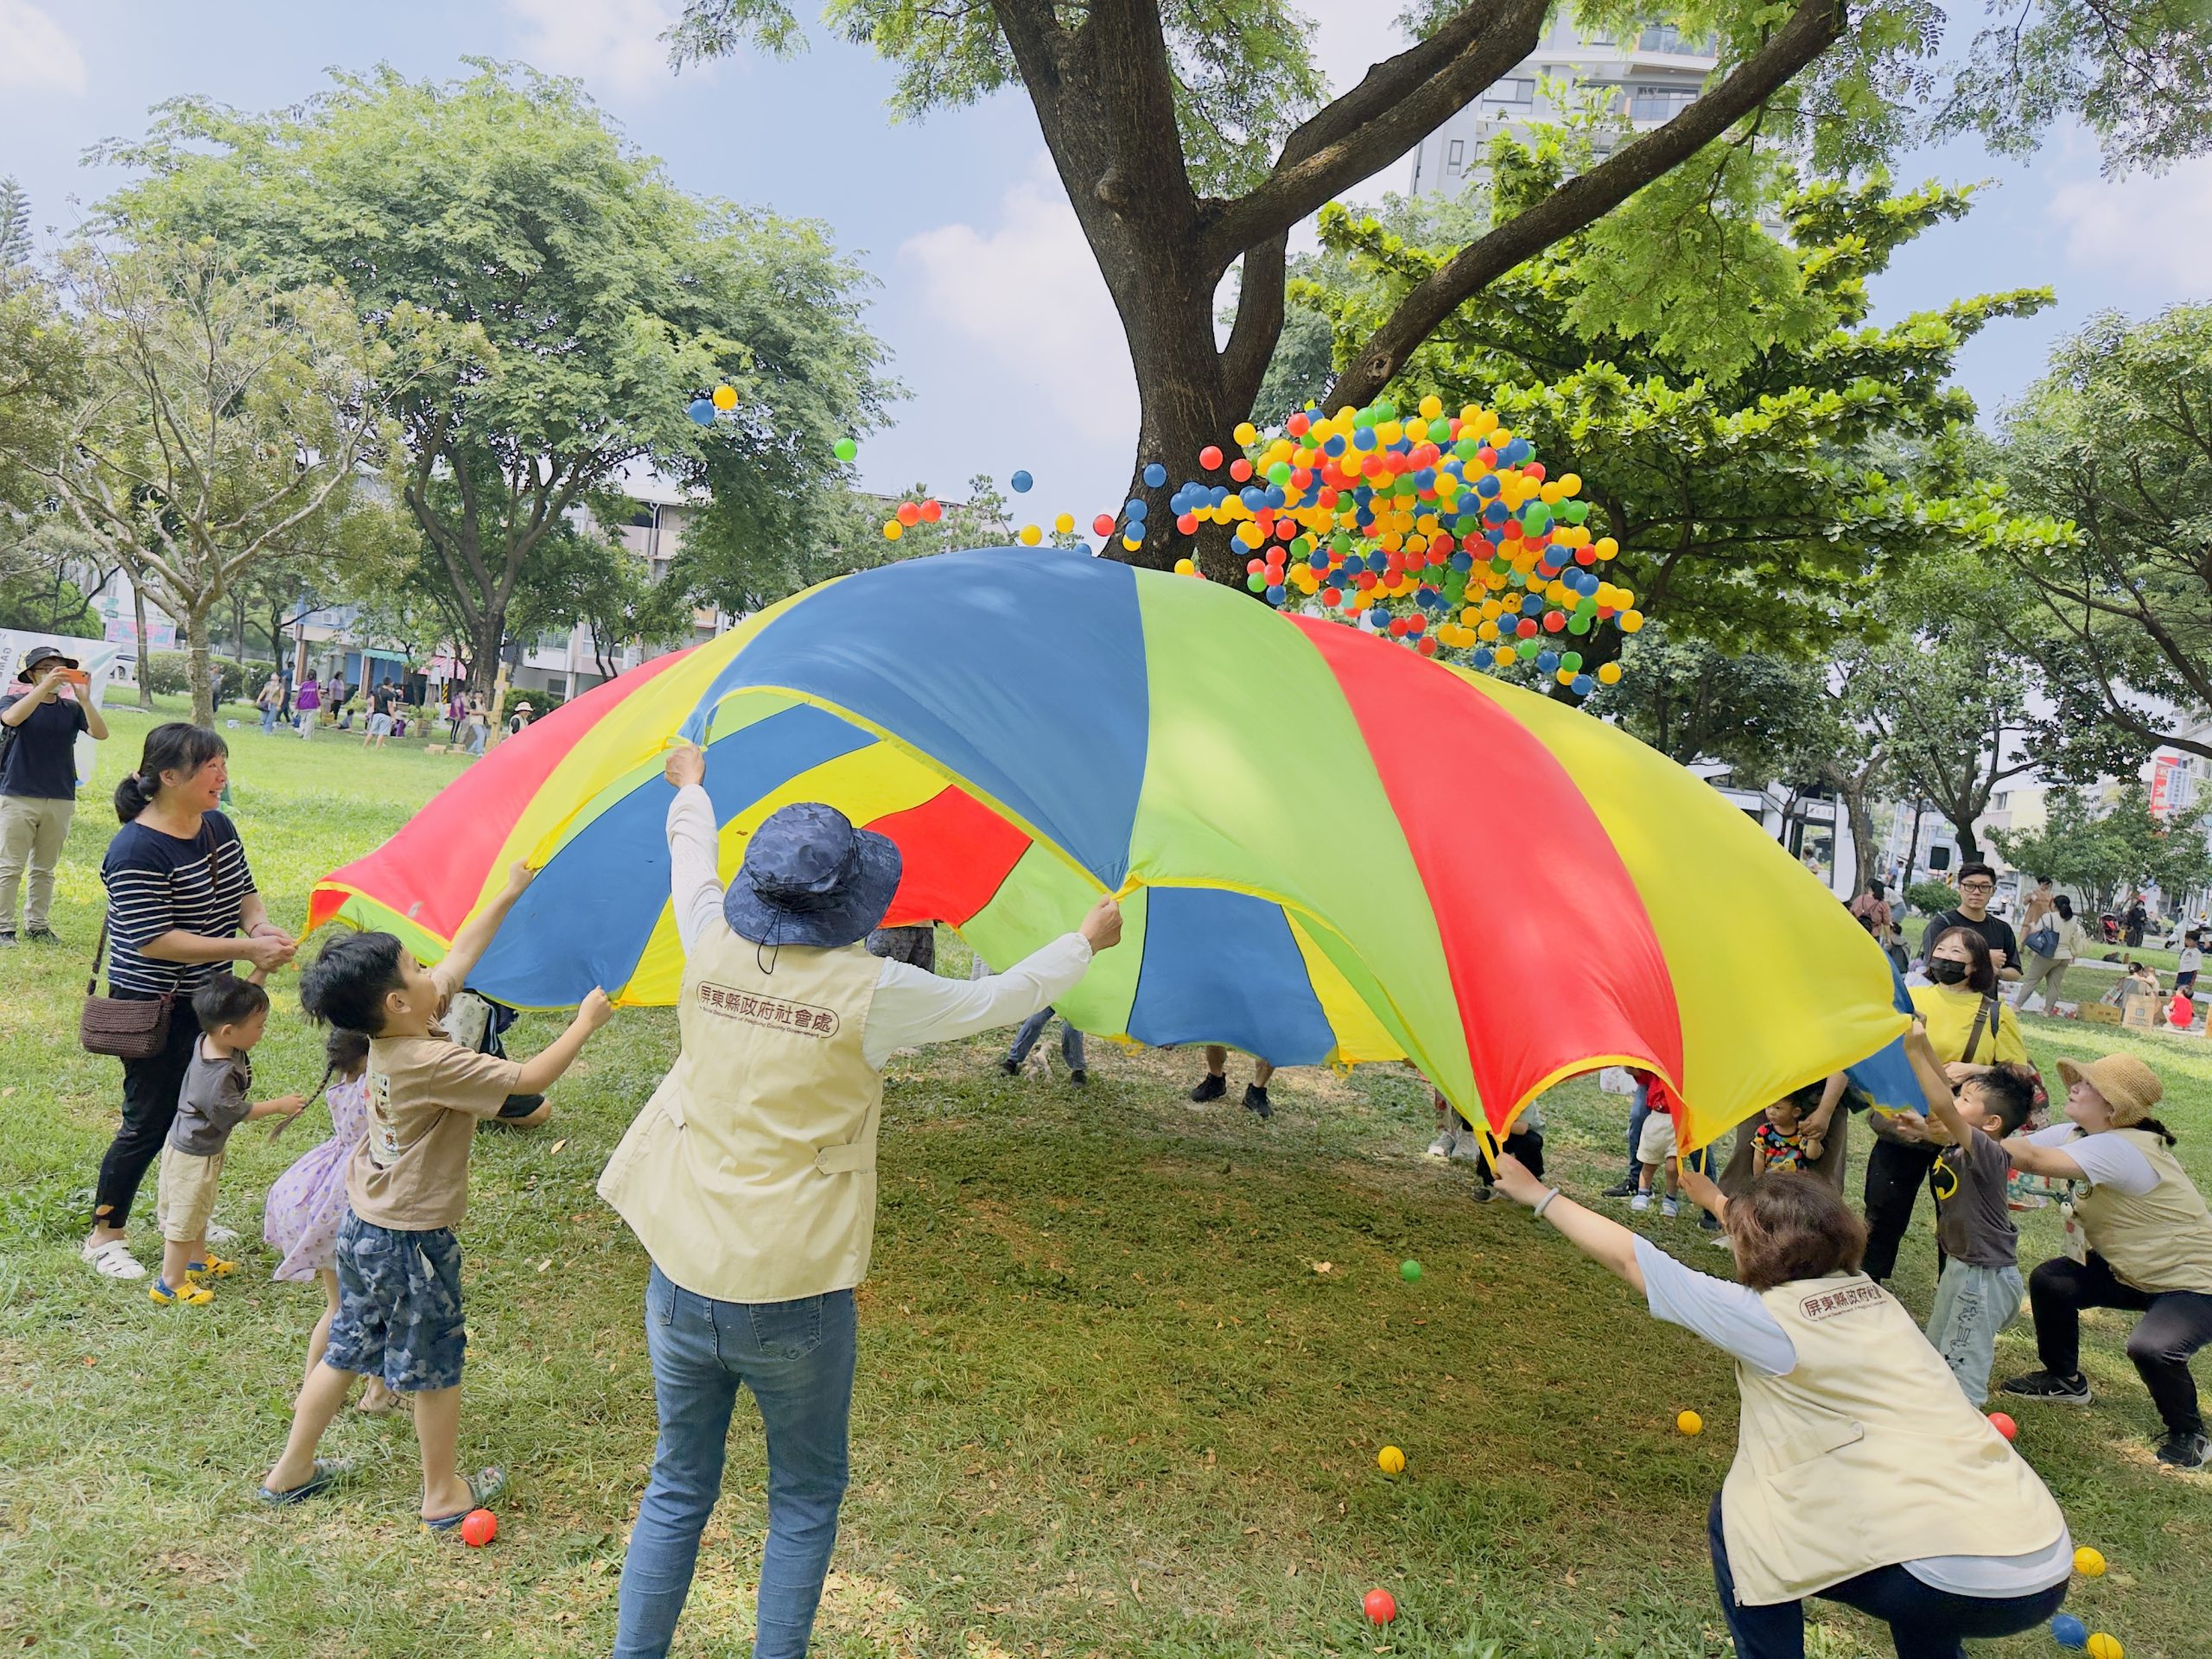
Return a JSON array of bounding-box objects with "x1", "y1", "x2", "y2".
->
[{"x1": 324, "y1": 1212, "x2": 467, "y2": 1392}]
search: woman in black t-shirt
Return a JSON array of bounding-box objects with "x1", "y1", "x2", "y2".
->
[{"x1": 80, "y1": 723, "x2": 296, "y2": 1284}]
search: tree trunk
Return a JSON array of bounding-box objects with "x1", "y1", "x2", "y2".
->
[
  {"x1": 1906, "y1": 798, "x2": 1926, "y2": 886},
  {"x1": 467, "y1": 610, "x2": 505, "y2": 700},
  {"x1": 132, "y1": 582, "x2": 154, "y2": 712},
  {"x1": 184, "y1": 602, "x2": 216, "y2": 728}
]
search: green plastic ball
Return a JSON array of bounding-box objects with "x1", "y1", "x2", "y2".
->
[{"x1": 1400, "y1": 1260, "x2": 1421, "y2": 1282}]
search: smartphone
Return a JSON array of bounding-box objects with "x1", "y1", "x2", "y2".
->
[{"x1": 56, "y1": 667, "x2": 90, "y2": 685}]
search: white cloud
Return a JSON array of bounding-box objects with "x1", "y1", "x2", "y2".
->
[
  {"x1": 505, "y1": 0, "x2": 682, "y2": 99},
  {"x1": 2048, "y1": 156, "x2": 2212, "y2": 297},
  {"x1": 0, "y1": 0, "x2": 86, "y2": 96},
  {"x1": 899, "y1": 160, "x2": 1138, "y2": 446}
]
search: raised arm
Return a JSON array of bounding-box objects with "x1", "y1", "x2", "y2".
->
[
  {"x1": 442, "y1": 861, "x2": 535, "y2": 988},
  {"x1": 662, "y1": 744, "x2": 724, "y2": 954},
  {"x1": 2006, "y1": 1135, "x2": 2088, "y2": 1181},
  {"x1": 1904, "y1": 1024, "x2": 1971, "y2": 1147},
  {"x1": 1491, "y1": 1153, "x2": 1644, "y2": 1294}
]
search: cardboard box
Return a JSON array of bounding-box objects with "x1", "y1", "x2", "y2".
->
[{"x1": 2080, "y1": 1001, "x2": 2122, "y2": 1027}]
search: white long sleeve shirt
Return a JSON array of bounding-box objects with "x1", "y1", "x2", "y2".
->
[{"x1": 666, "y1": 784, "x2": 1091, "y2": 1068}]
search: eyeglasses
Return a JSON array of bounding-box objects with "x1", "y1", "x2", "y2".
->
[{"x1": 1961, "y1": 880, "x2": 1995, "y2": 893}]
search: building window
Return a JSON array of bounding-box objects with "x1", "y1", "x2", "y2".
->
[
  {"x1": 1991, "y1": 791, "x2": 2009, "y2": 810},
  {"x1": 1627, "y1": 86, "x2": 1698, "y2": 121},
  {"x1": 1494, "y1": 77, "x2": 1535, "y2": 103},
  {"x1": 1638, "y1": 23, "x2": 1710, "y2": 53},
  {"x1": 1446, "y1": 138, "x2": 1465, "y2": 167}
]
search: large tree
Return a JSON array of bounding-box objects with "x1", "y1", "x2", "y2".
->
[
  {"x1": 1993, "y1": 784, "x2": 2212, "y2": 917},
  {"x1": 100, "y1": 64, "x2": 893, "y2": 691},
  {"x1": 32, "y1": 240, "x2": 392, "y2": 727},
  {"x1": 666, "y1": 0, "x2": 2206, "y2": 576}
]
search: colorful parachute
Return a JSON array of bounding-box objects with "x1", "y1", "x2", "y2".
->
[{"x1": 309, "y1": 548, "x2": 1904, "y2": 1148}]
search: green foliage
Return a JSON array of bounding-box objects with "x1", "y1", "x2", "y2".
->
[
  {"x1": 1904, "y1": 878, "x2": 1959, "y2": 916},
  {"x1": 1291, "y1": 165, "x2": 2052, "y2": 655},
  {"x1": 0, "y1": 177, "x2": 29, "y2": 270},
  {"x1": 1586, "y1": 627, "x2": 1826, "y2": 788},
  {"x1": 1993, "y1": 785, "x2": 2212, "y2": 915},
  {"x1": 1996, "y1": 304, "x2": 2212, "y2": 765},
  {"x1": 97, "y1": 63, "x2": 892, "y2": 682}
]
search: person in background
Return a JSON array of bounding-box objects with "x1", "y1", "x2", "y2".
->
[
  {"x1": 446, "y1": 690, "x2": 467, "y2": 746},
  {"x1": 508, "y1": 700, "x2": 534, "y2": 735},
  {"x1": 2124, "y1": 895, "x2": 2148, "y2": 950},
  {"x1": 1489, "y1": 1154, "x2": 2072, "y2": 1658},
  {"x1": 1750, "y1": 1090, "x2": 1826, "y2": 1179},
  {"x1": 2176, "y1": 930, "x2": 2202, "y2": 1000},
  {"x1": 1918, "y1": 863, "x2": 2020, "y2": 983},
  {"x1": 1191, "y1": 1048, "x2": 1274, "y2": 1120},
  {"x1": 464, "y1": 693, "x2": 488, "y2": 757},
  {"x1": 1849, "y1": 878, "x2": 1892, "y2": 934},
  {"x1": 2015, "y1": 895, "x2": 2092, "y2": 1014},
  {"x1": 1633, "y1": 1092, "x2": 1683, "y2": 1217},
  {"x1": 1002, "y1": 1005, "x2": 1086, "y2": 1085},
  {"x1": 1464, "y1": 1095, "x2": 1544, "y2": 1203},
  {"x1": 2103, "y1": 961, "x2": 2160, "y2": 1007},
  {"x1": 2, "y1": 644, "x2": 110, "y2": 946},
  {"x1": 2002, "y1": 1053, "x2": 2212, "y2": 1469},
  {"x1": 2020, "y1": 876, "x2": 2056, "y2": 936},
  {"x1": 294, "y1": 672, "x2": 321, "y2": 737},
  {"x1": 256, "y1": 673, "x2": 283, "y2": 736}
]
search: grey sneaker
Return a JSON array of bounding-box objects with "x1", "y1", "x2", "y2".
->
[
  {"x1": 1447, "y1": 1127, "x2": 1484, "y2": 1164},
  {"x1": 1630, "y1": 1192, "x2": 1651, "y2": 1212},
  {"x1": 1425, "y1": 1131, "x2": 1454, "y2": 1160},
  {"x1": 1661, "y1": 1196, "x2": 1681, "y2": 1218}
]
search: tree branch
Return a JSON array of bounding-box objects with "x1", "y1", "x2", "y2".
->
[
  {"x1": 1221, "y1": 232, "x2": 1288, "y2": 411},
  {"x1": 1325, "y1": 0, "x2": 1847, "y2": 410}
]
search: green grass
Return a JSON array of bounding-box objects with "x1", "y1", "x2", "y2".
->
[{"x1": 3, "y1": 705, "x2": 2207, "y2": 1656}]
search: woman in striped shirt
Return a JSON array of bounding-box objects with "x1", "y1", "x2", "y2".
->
[{"x1": 81, "y1": 723, "x2": 296, "y2": 1283}]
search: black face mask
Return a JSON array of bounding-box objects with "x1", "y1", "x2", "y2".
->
[{"x1": 1928, "y1": 958, "x2": 1971, "y2": 986}]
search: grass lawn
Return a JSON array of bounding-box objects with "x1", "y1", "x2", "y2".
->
[{"x1": 3, "y1": 702, "x2": 2207, "y2": 1657}]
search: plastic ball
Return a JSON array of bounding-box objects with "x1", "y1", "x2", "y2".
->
[
  {"x1": 880, "y1": 520, "x2": 902, "y2": 542},
  {"x1": 2086, "y1": 1636, "x2": 2122, "y2": 1659},
  {"x1": 1233, "y1": 421, "x2": 1258, "y2": 446},
  {"x1": 1173, "y1": 557, "x2": 1196, "y2": 575},
  {"x1": 1054, "y1": 512, "x2": 1074, "y2": 534},
  {"x1": 2073, "y1": 1547, "x2": 2106, "y2": 1577},
  {"x1": 1010, "y1": 469, "x2": 1033, "y2": 493},
  {"x1": 460, "y1": 1507, "x2": 499, "y2": 1547},
  {"x1": 710, "y1": 384, "x2": 737, "y2": 410},
  {"x1": 2050, "y1": 1615, "x2": 2088, "y2": 1649},
  {"x1": 1124, "y1": 498, "x2": 1148, "y2": 521},
  {"x1": 1142, "y1": 461, "x2": 1167, "y2": 487},
  {"x1": 832, "y1": 436, "x2": 858, "y2": 462},
  {"x1": 1018, "y1": 524, "x2": 1042, "y2": 546},
  {"x1": 1988, "y1": 1411, "x2": 2018, "y2": 1440},
  {"x1": 1676, "y1": 1409, "x2": 1704, "y2": 1436},
  {"x1": 1377, "y1": 1445, "x2": 1407, "y2": 1475},
  {"x1": 1092, "y1": 514, "x2": 1116, "y2": 537},
  {"x1": 1229, "y1": 457, "x2": 1254, "y2": 481},
  {"x1": 918, "y1": 499, "x2": 944, "y2": 524},
  {"x1": 1198, "y1": 444, "x2": 1224, "y2": 470},
  {"x1": 1399, "y1": 1259, "x2": 1421, "y2": 1281},
  {"x1": 1598, "y1": 661, "x2": 1623, "y2": 685},
  {"x1": 1362, "y1": 1588, "x2": 1397, "y2": 1624},
  {"x1": 896, "y1": 500, "x2": 922, "y2": 527},
  {"x1": 686, "y1": 398, "x2": 715, "y2": 425}
]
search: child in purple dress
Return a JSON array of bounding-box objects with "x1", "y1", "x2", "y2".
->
[{"x1": 264, "y1": 1029, "x2": 396, "y2": 1411}]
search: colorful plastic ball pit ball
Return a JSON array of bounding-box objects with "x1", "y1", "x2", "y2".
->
[
  {"x1": 2086, "y1": 1635, "x2": 2122, "y2": 1659},
  {"x1": 1399, "y1": 1259, "x2": 1421, "y2": 1282},
  {"x1": 1092, "y1": 513, "x2": 1116, "y2": 538},
  {"x1": 1377, "y1": 1445, "x2": 1406, "y2": 1476},
  {"x1": 2049, "y1": 1615, "x2": 2088, "y2": 1650},
  {"x1": 686, "y1": 398, "x2": 715, "y2": 425},
  {"x1": 1676, "y1": 1409, "x2": 1704, "y2": 1436},
  {"x1": 1988, "y1": 1411, "x2": 2018, "y2": 1440},
  {"x1": 460, "y1": 1508, "x2": 499, "y2": 1548},
  {"x1": 2074, "y1": 1547, "x2": 2106, "y2": 1578},
  {"x1": 1010, "y1": 470, "x2": 1033, "y2": 493},
  {"x1": 833, "y1": 436, "x2": 857, "y2": 462},
  {"x1": 710, "y1": 383, "x2": 737, "y2": 410},
  {"x1": 1362, "y1": 1588, "x2": 1397, "y2": 1624}
]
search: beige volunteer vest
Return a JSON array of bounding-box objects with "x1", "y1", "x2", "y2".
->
[
  {"x1": 1719, "y1": 1274, "x2": 2065, "y2": 1606},
  {"x1": 2074, "y1": 1129, "x2": 2212, "y2": 1294},
  {"x1": 599, "y1": 919, "x2": 884, "y2": 1303}
]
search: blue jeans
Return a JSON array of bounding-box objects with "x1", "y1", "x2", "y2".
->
[
  {"x1": 1925, "y1": 1261, "x2": 2023, "y2": 1407},
  {"x1": 1007, "y1": 1006, "x2": 1084, "y2": 1071},
  {"x1": 614, "y1": 1265, "x2": 857, "y2": 1659},
  {"x1": 259, "y1": 706, "x2": 276, "y2": 734},
  {"x1": 1707, "y1": 1495, "x2": 2066, "y2": 1658}
]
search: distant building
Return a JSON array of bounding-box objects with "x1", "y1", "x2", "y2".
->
[{"x1": 1408, "y1": 19, "x2": 1718, "y2": 200}]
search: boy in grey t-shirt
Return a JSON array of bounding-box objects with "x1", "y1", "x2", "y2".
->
[
  {"x1": 1904, "y1": 1026, "x2": 2036, "y2": 1404},
  {"x1": 150, "y1": 973, "x2": 302, "y2": 1306}
]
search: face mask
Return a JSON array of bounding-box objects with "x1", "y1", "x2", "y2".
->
[{"x1": 1928, "y1": 959, "x2": 1970, "y2": 986}]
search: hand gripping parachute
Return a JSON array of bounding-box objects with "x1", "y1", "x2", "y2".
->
[{"x1": 309, "y1": 548, "x2": 1907, "y2": 1149}]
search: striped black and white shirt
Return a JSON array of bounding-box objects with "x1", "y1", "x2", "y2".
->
[{"x1": 99, "y1": 811, "x2": 257, "y2": 999}]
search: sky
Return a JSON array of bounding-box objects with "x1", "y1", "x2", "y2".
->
[{"x1": 4, "y1": 0, "x2": 2209, "y2": 524}]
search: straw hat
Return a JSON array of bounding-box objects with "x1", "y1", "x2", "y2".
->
[{"x1": 2055, "y1": 1054, "x2": 2164, "y2": 1127}]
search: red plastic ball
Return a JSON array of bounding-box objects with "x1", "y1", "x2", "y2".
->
[
  {"x1": 895, "y1": 501, "x2": 921, "y2": 527},
  {"x1": 1363, "y1": 1588, "x2": 1397, "y2": 1624},
  {"x1": 1198, "y1": 444, "x2": 1224, "y2": 470},
  {"x1": 1320, "y1": 586, "x2": 1342, "y2": 607},
  {"x1": 1229, "y1": 458, "x2": 1254, "y2": 481},
  {"x1": 460, "y1": 1508, "x2": 499, "y2": 1548},
  {"x1": 1092, "y1": 514, "x2": 1116, "y2": 537},
  {"x1": 1516, "y1": 618, "x2": 1538, "y2": 638},
  {"x1": 1176, "y1": 512, "x2": 1198, "y2": 535},
  {"x1": 1523, "y1": 461, "x2": 1546, "y2": 481},
  {"x1": 1988, "y1": 1411, "x2": 2018, "y2": 1441},
  {"x1": 918, "y1": 499, "x2": 944, "y2": 524},
  {"x1": 1287, "y1": 411, "x2": 1311, "y2": 436},
  {"x1": 1542, "y1": 611, "x2": 1567, "y2": 632}
]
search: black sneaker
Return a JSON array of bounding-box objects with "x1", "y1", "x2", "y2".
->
[
  {"x1": 2155, "y1": 1430, "x2": 2211, "y2": 1470},
  {"x1": 1242, "y1": 1085, "x2": 1272, "y2": 1121},
  {"x1": 1599, "y1": 1177, "x2": 1638, "y2": 1199},
  {"x1": 1070, "y1": 1069, "x2": 1088, "y2": 1087},
  {"x1": 1189, "y1": 1073, "x2": 1227, "y2": 1103},
  {"x1": 1468, "y1": 1184, "x2": 1494, "y2": 1203},
  {"x1": 1000, "y1": 1058, "x2": 1020, "y2": 1077},
  {"x1": 25, "y1": 927, "x2": 60, "y2": 944},
  {"x1": 2000, "y1": 1370, "x2": 2093, "y2": 1407}
]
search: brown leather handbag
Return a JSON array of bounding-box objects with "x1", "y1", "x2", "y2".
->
[{"x1": 78, "y1": 919, "x2": 173, "y2": 1060}]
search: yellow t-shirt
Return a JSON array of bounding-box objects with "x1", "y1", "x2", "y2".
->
[{"x1": 1910, "y1": 982, "x2": 2029, "y2": 1068}]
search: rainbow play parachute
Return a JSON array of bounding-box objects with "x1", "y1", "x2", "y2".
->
[{"x1": 310, "y1": 548, "x2": 1904, "y2": 1147}]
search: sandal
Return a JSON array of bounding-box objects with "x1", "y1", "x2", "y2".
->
[
  {"x1": 187, "y1": 1255, "x2": 238, "y2": 1280},
  {"x1": 423, "y1": 1467, "x2": 507, "y2": 1533},
  {"x1": 256, "y1": 1459, "x2": 349, "y2": 1506},
  {"x1": 81, "y1": 1237, "x2": 147, "y2": 1281}
]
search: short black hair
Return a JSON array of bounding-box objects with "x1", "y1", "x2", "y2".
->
[
  {"x1": 192, "y1": 972, "x2": 270, "y2": 1033},
  {"x1": 1965, "y1": 1067, "x2": 2035, "y2": 1136},
  {"x1": 1957, "y1": 861, "x2": 1997, "y2": 885},
  {"x1": 298, "y1": 931, "x2": 407, "y2": 1036}
]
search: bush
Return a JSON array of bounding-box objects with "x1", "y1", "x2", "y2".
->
[
  {"x1": 1905, "y1": 880, "x2": 1958, "y2": 917},
  {"x1": 139, "y1": 652, "x2": 275, "y2": 706},
  {"x1": 142, "y1": 651, "x2": 191, "y2": 697}
]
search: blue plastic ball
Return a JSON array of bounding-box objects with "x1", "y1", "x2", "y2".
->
[
  {"x1": 1010, "y1": 469, "x2": 1033, "y2": 493},
  {"x1": 1142, "y1": 462, "x2": 1167, "y2": 487},
  {"x1": 686, "y1": 398, "x2": 715, "y2": 425},
  {"x1": 2050, "y1": 1615, "x2": 2088, "y2": 1649},
  {"x1": 1265, "y1": 583, "x2": 1287, "y2": 605},
  {"x1": 1573, "y1": 673, "x2": 1593, "y2": 696},
  {"x1": 1124, "y1": 498, "x2": 1148, "y2": 521},
  {"x1": 1471, "y1": 648, "x2": 1495, "y2": 668},
  {"x1": 1537, "y1": 650, "x2": 1560, "y2": 672}
]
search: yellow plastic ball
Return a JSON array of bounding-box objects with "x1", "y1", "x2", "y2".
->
[
  {"x1": 1676, "y1": 1409, "x2": 1704, "y2": 1436},
  {"x1": 1233, "y1": 421, "x2": 1258, "y2": 446},
  {"x1": 1620, "y1": 609, "x2": 1645, "y2": 632},
  {"x1": 1594, "y1": 536, "x2": 1619, "y2": 560},
  {"x1": 1559, "y1": 472, "x2": 1582, "y2": 496},
  {"x1": 1054, "y1": 512, "x2": 1074, "y2": 535},
  {"x1": 2086, "y1": 1636, "x2": 2123, "y2": 1659},
  {"x1": 1494, "y1": 645, "x2": 1516, "y2": 667},
  {"x1": 1377, "y1": 1445, "x2": 1407, "y2": 1476},
  {"x1": 1173, "y1": 557, "x2": 1196, "y2": 575},
  {"x1": 1598, "y1": 662, "x2": 1623, "y2": 685},
  {"x1": 1419, "y1": 394, "x2": 1444, "y2": 419},
  {"x1": 881, "y1": 520, "x2": 903, "y2": 542},
  {"x1": 1018, "y1": 524, "x2": 1042, "y2": 546},
  {"x1": 2074, "y1": 1547, "x2": 2107, "y2": 1577},
  {"x1": 711, "y1": 383, "x2": 737, "y2": 410}
]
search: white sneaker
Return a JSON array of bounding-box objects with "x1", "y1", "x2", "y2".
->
[
  {"x1": 81, "y1": 1236, "x2": 147, "y2": 1280},
  {"x1": 205, "y1": 1221, "x2": 239, "y2": 1245},
  {"x1": 1447, "y1": 1128, "x2": 1484, "y2": 1164},
  {"x1": 1630, "y1": 1192, "x2": 1651, "y2": 1212},
  {"x1": 1662, "y1": 1196, "x2": 1681, "y2": 1218},
  {"x1": 1425, "y1": 1131, "x2": 1454, "y2": 1160}
]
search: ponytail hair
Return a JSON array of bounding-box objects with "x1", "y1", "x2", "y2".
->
[
  {"x1": 2133, "y1": 1116, "x2": 2181, "y2": 1147},
  {"x1": 302, "y1": 1027, "x2": 372, "y2": 1117},
  {"x1": 115, "y1": 722, "x2": 229, "y2": 823}
]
